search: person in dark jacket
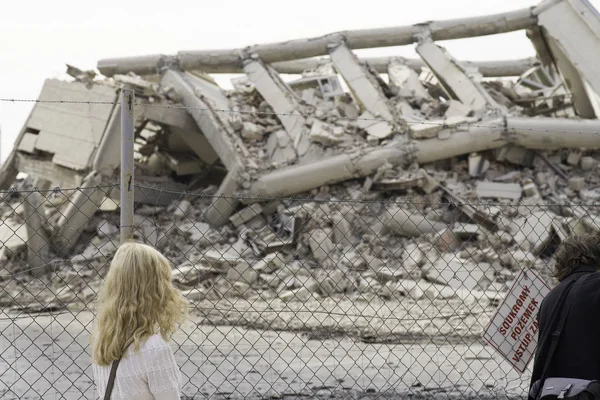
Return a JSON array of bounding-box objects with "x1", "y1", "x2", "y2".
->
[{"x1": 529, "y1": 235, "x2": 600, "y2": 399}]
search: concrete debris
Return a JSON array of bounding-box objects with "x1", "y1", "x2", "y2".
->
[
  {"x1": 475, "y1": 181, "x2": 523, "y2": 200},
  {"x1": 6, "y1": 0, "x2": 600, "y2": 329},
  {"x1": 568, "y1": 176, "x2": 586, "y2": 192}
]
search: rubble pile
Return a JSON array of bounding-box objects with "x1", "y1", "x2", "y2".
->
[{"x1": 2, "y1": 0, "x2": 600, "y2": 336}]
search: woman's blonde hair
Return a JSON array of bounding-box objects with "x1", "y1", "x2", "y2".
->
[{"x1": 91, "y1": 241, "x2": 188, "y2": 366}]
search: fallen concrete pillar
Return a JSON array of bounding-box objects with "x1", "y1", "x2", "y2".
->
[
  {"x1": 530, "y1": 0, "x2": 600, "y2": 118},
  {"x1": 329, "y1": 42, "x2": 397, "y2": 139},
  {"x1": 243, "y1": 56, "x2": 309, "y2": 162},
  {"x1": 161, "y1": 70, "x2": 245, "y2": 226},
  {"x1": 97, "y1": 7, "x2": 536, "y2": 76},
  {"x1": 55, "y1": 171, "x2": 104, "y2": 254},
  {"x1": 251, "y1": 117, "x2": 600, "y2": 197},
  {"x1": 416, "y1": 35, "x2": 500, "y2": 113}
]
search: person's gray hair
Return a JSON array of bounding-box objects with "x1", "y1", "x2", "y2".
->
[{"x1": 554, "y1": 235, "x2": 600, "y2": 282}]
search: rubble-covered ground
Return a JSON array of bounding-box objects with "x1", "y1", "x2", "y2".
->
[
  {"x1": 3, "y1": 66, "x2": 600, "y2": 342},
  {"x1": 3, "y1": 0, "x2": 600, "y2": 347}
]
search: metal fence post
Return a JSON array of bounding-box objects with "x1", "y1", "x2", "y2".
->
[{"x1": 120, "y1": 89, "x2": 135, "y2": 244}]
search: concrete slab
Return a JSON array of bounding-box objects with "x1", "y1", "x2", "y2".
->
[
  {"x1": 243, "y1": 56, "x2": 309, "y2": 162},
  {"x1": 416, "y1": 38, "x2": 500, "y2": 113},
  {"x1": 329, "y1": 43, "x2": 396, "y2": 128}
]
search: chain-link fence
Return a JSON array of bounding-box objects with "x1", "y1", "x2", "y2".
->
[{"x1": 0, "y1": 183, "x2": 589, "y2": 399}]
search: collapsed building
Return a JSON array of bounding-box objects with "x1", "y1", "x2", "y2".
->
[{"x1": 2, "y1": 0, "x2": 600, "y2": 319}]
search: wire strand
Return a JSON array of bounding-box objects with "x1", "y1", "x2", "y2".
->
[{"x1": 0, "y1": 97, "x2": 597, "y2": 135}]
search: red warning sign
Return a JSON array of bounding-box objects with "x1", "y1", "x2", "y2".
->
[{"x1": 483, "y1": 269, "x2": 551, "y2": 373}]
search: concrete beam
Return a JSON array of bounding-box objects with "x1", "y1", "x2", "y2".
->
[
  {"x1": 534, "y1": 0, "x2": 600, "y2": 118},
  {"x1": 97, "y1": 7, "x2": 536, "y2": 76},
  {"x1": 161, "y1": 70, "x2": 242, "y2": 172},
  {"x1": 250, "y1": 117, "x2": 600, "y2": 197},
  {"x1": 243, "y1": 56, "x2": 308, "y2": 162},
  {"x1": 99, "y1": 55, "x2": 537, "y2": 77},
  {"x1": 329, "y1": 43, "x2": 397, "y2": 139},
  {"x1": 416, "y1": 36, "x2": 501, "y2": 113}
]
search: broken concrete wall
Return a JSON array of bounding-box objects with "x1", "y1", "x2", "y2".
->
[
  {"x1": 534, "y1": 0, "x2": 600, "y2": 118},
  {"x1": 0, "y1": 79, "x2": 118, "y2": 189}
]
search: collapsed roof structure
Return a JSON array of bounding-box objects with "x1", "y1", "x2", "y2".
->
[{"x1": 2, "y1": 0, "x2": 600, "y2": 313}]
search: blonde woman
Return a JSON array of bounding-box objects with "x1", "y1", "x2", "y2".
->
[{"x1": 91, "y1": 241, "x2": 188, "y2": 400}]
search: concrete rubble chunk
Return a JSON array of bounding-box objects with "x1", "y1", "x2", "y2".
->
[
  {"x1": 424, "y1": 255, "x2": 495, "y2": 292},
  {"x1": 444, "y1": 100, "x2": 473, "y2": 118},
  {"x1": 308, "y1": 228, "x2": 335, "y2": 264},
  {"x1": 581, "y1": 156, "x2": 597, "y2": 171},
  {"x1": 382, "y1": 207, "x2": 447, "y2": 237},
  {"x1": 241, "y1": 122, "x2": 265, "y2": 141},
  {"x1": 568, "y1": 176, "x2": 586, "y2": 192},
  {"x1": 468, "y1": 153, "x2": 490, "y2": 177},
  {"x1": 515, "y1": 211, "x2": 558, "y2": 255},
  {"x1": 226, "y1": 262, "x2": 259, "y2": 285},
  {"x1": 387, "y1": 61, "x2": 432, "y2": 102},
  {"x1": 434, "y1": 229, "x2": 461, "y2": 252},
  {"x1": 522, "y1": 179, "x2": 540, "y2": 198},
  {"x1": 229, "y1": 204, "x2": 264, "y2": 228},
  {"x1": 309, "y1": 120, "x2": 343, "y2": 146},
  {"x1": 475, "y1": 181, "x2": 523, "y2": 200},
  {"x1": 356, "y1": 112, "x2": 394, "y2": 139},
  {"x1": 331, "y1": 212, "x2": 354, "y2": 249},
  {"x1": 567, "y1": 150, "x2": 582, "y2": 166}
]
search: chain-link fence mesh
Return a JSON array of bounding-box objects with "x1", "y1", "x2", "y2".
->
[{"x1": 0, "y1": 183, "x2": 589, "y2": 399}]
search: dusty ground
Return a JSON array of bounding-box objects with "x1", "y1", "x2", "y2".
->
[{"x1": 0, "y1": 305, "x2": 531, "y2": 399}]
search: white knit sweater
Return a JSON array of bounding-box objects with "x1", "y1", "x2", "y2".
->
[{"x1": 92, "y1": 334, "x2": 182, "y2": 400}]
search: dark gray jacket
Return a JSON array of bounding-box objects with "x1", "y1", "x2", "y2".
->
[{"x1": 529, "y1": 266, "x2": 600, "y2": 399}]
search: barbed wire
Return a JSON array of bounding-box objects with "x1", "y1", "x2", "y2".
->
[
  {"x1": 0, "y1": 97, "x2": 597, "y2": 135},
  {"x1": 0, "y1": 306, "x2": 495, "y2": 323}
]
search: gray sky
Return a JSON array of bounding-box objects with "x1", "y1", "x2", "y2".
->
[{"x1": 1, "y1": 0, "x2": 598, "y2": 164}]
